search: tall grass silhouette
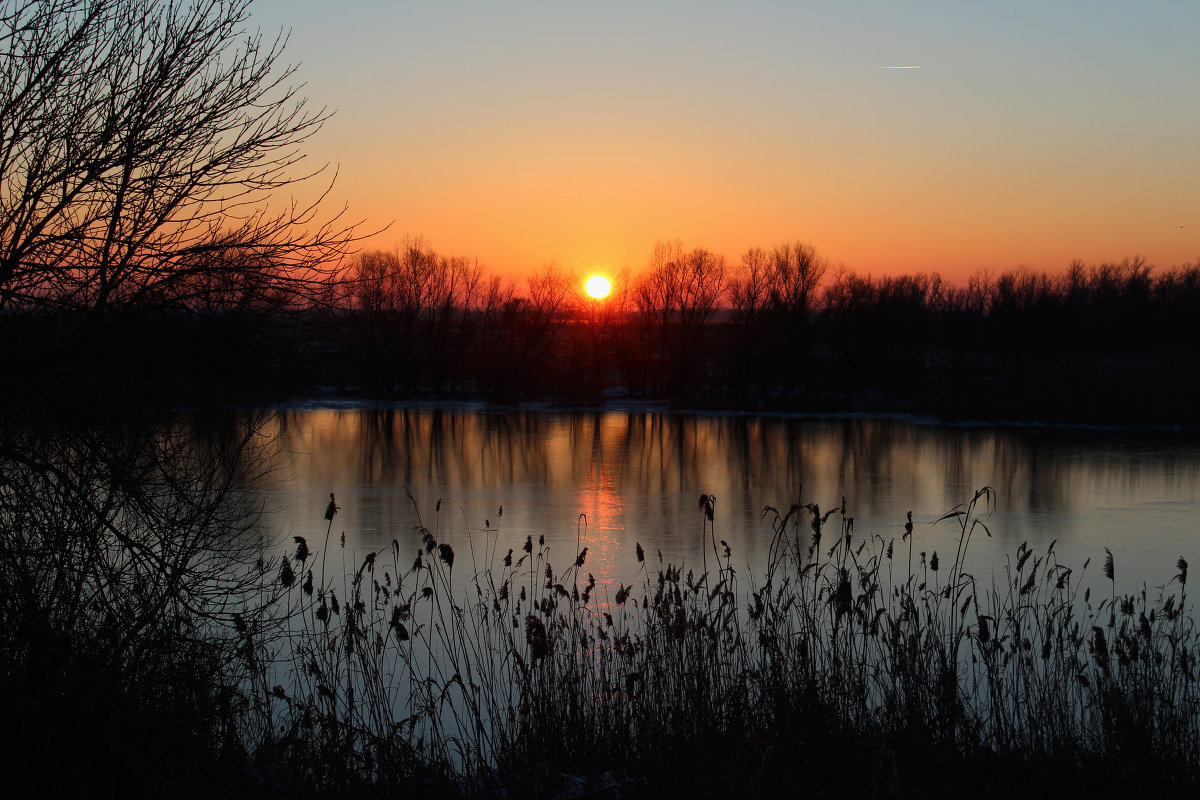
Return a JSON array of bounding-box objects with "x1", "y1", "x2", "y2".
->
[{"x1": 241, "y1": 487, "x2": 1199, "y2": 795}]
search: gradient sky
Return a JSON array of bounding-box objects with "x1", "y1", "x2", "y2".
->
[{"x1": 252, "y1": 0, "x2": 1200, "y2": 284}]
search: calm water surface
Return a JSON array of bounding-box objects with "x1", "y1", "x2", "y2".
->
[{"x1": 262, "y1": 406, "x2": 1200, "y2": 596}]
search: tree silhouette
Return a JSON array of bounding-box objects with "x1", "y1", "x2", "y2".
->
[
  {"x1": 0, "y1": 0, "x2": 356, "y2": 349},
  {"x1": 629, "y1": 240, "x2": 727, "y2": 395},
  {"x1": 727, "y1": 246, "x2": 773, "y2": 396},
  {"x1": 344, "y1": 240, "x2": 492, "y2": 395}
]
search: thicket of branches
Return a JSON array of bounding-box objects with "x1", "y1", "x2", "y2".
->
[
  {"x1": 0, "y1": 0, "x2": 357, "y2": 397},
  {"x1": 338, "y1": 238, "x2": 582, "y2": 400},
  {"x1": 0, "y1": 408, "x2": 283, "y2": 794},
  {"x1": 0, "y1": 2, "x2": 349, "y2": 788}
]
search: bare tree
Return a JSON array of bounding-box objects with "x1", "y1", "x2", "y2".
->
[
  {"x1": 519, "y1": 262, "x2": 577, "y2": 394},
  {"x1": 727, "y1": 246, "x2": 772, "y2": 394},
  {"x1": 344, "y1": 239, "x2": 489, "y2": 395},
  {"x1": 344, "y1": 248, "x2": 402, "y2": 392},
  {"x1": 630, "y1": 239, "x2": 727, "y2": 394},
  {"x1": 730, "y1": 247, "x2": 771, "y2": 321},
  {"x1": 723, "y1": 241, "x2": 829, "y2": 396},
  {"x1": 525, "y1": 262, "x2": 575, "y2": 355},
  {"x1": 764, "y1": 241, "x2": 826, "y2": 393},
  {"x1": 426, "y1": 254, "x2": 483, "y2": 393},
  {"x1": 0, "y1": 0, "x2": 356, "y2": 322},
  {"x1": 767, "y1": 241, "x2": 827, "y2": 316},
  {"x1": 472, "y1": 273, "x2": 521, "y2": 398}
]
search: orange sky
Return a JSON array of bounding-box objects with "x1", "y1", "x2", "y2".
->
[{"x1": 254, "y1": 1, "x2": 1200, "y2": 286}]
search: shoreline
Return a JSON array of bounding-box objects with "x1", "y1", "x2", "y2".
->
[{"x1": 256, "y1": 389, "x2": 1200, "y2": 436}]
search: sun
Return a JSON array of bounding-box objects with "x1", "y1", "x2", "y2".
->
[{"x1": 585, "y1": 274, "x2": 612, "y2": 299}]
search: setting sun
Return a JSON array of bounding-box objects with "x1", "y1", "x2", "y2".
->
[{"x1": 585, "y1": 274, "x2": 612, "y2": 299}]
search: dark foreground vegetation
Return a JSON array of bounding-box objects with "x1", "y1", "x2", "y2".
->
[
  {"x1": 3, "y1": 416, "x2": 1198, "y2": 799},
  {"x1": 241, "y1": 487, "x2": 1200, "y2": 799},
  {"x1": 4, "y1": 2, "x2": 1199, "y2": 797}
]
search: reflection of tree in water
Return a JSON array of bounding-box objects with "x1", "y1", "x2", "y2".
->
[{"x1": 274, "y1": 408, "x2": 1200, "y2": 583}]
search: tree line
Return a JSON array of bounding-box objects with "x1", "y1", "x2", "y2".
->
[
  {"x1": 0, "y1": 0, "x2": 356, "y2": 409},
  {"x1": 326, "y1": 239, "x2": 1200, "y2": 424}
]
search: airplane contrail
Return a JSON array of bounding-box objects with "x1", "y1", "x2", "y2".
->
[{"x1": 879, "y1": 65, "x2": 922, "y2": 69}]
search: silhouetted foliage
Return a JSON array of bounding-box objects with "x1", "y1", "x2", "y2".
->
[
  {"x1": 253, "y1": 246, "x2": 1200, "y2": 424},
  {"x1": 808, "y1": 257, "x2": 1200, "y2": 422},
  {"x1": 343, "y1": 246, "x2": 579, "y2": 400},
  {"x1": 0, "y1": 0, "x2": 357, "y2": 401},
  {"x1": 727, "y1": 241, "x2": 829, "y2": 398},
  {"x1": 0, "y1": 408, "x2": 276, "y2": 794},
  {"x1": 626, "y1": 239, "x2": 728, "y2": 395}
]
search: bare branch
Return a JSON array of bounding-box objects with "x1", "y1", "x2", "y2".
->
[{"x1": 0, "y1": 0, "x2": 359, "y2": 319}]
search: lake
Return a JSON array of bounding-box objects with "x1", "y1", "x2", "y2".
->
[{"x1": 262, "y1": 405, "x2": 1200, "y2": 598}]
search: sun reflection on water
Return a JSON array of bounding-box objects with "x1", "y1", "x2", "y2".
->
[{"x1": 266, "y1": 407, "x2": 1200, "y2": 598}]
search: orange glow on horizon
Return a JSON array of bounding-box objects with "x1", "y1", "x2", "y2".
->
[{"x1": 253, "y1": 1, "x2": 1200, "y2": 290}]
